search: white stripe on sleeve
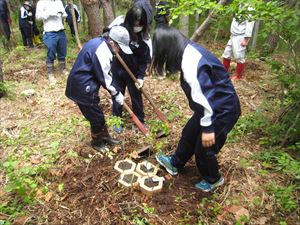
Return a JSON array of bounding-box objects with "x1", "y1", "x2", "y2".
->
[
  {"x1": 95, "y1": 42, "x2": 117, "y2": 95},
  {"x1": 181, "y1": 44, "x2": 214, "y2": 127}
]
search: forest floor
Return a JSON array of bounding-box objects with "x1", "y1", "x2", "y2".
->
[{"x1": 0, "y1": 41, "x2": 298, "y2": 225}]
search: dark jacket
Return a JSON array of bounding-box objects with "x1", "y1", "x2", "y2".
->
[
  {"x1": 66, "y1": 37, "x2": 118, "y2": 106},
  {"x1": 113, "y1": 33, "x2": 151, "y2": 80},
  {"x1": 18, "y1": 5, "x2": 33, "y2": 29},
  {"x1": 65, "y1": 4, "x2": 80, "y2": 25},
  {"x1": 180, "y1": 41, "x2": 241, "y2": 133}
]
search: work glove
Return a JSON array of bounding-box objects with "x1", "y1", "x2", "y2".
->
[
  {"x1": 135, "y1": 79, "x2": 144, "y2": 90},
  {"x1": 114, "y1": 92, "x2": 124, "y2": 105},
  {"x1": 28, "y1": 12, "x2": 32, "y2": 17},
  {"x1": 28, "y1": 21, "x2": 33, "y2": 25}
]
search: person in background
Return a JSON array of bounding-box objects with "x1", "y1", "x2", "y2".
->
[
  {"x1": 152, "y1": 27, "x2": 241, "y2": 192},
  {"x1": 106, "y1": 6, "x2": 151, "y2": 134},
  {"x1": 133, "y1": 0, "x2": 152, "y2": 30},
  {"x1": 65, "y1": 2, "x2": 80, "y2": 37},
  {"x1": 154, "y1": 0, "x2": 170, "y2": 28},
  {"x1": 222, "y1": 15, "x2": 255, "y2": 80},
  {"x1": 36, "y1": 0, "x2": 67, "y2": 85},
  {"x1": 30, "y1": 2, "x2": 42, "y2": 46},
  {"x1": 65, "y1": 26, "x2": 132, "y2": 151},
  {"x1": 0, "y1": 0, "x2": 11, "y2": 42},
  {"x1": 18, "y1": 1, "x2": 34, "y2": 48}
]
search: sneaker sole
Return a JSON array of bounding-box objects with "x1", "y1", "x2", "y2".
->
[{"x1": 155, "y1": 155, "x2": 178, "y2": 176}]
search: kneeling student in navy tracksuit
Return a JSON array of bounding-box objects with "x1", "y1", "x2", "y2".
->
[
  {"x1": 65, "y1": 26, "x2": 132, "y2": 151},
  {"x1": 152, "y1": 27, "x2": 241, "y2": 192}
]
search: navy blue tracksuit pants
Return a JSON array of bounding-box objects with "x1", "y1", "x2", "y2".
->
[
  {"x1": 171, "y1": 110, "x2": 240, "y2": 184},
  {"x1": 77, "y1": 103, "x2": 105, "y2": 134}
]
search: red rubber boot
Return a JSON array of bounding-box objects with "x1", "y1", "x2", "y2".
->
[
  {"x1": 232, "y1": 63, "x2": 245, "y2": 80},
  {"x1": 222, "y1": 58, "x2": 231, "y2": 72}
]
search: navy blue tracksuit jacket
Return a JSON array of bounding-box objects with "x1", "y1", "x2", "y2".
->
[
  {"x1": 180, "y1": 41, "x2": 240, "y2": 133},
  {"x1": 65, "y1": 37, "x2": 118, "y2": 106},
  {"x1": 171, "y1": 41, "x2": 241, "y2": 183}
]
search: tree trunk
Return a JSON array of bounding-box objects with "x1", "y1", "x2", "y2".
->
[
  {"x1": 0, "y1": 57, "x2": 6, "y2": 98},
  {"x1": 180, "y1": 15, "x2": 189, "y2": 37},
  {"x1": 100, "y1": 0, "x2": 114, "y2": 26},
  {"x1": 191, "y1": 0, "x2": 227, "y2": 42},
  {"x1": 80, "y1": 0, "x2": 102, "y2": 37},
  {"x1": 251, "y1": 20, "x2": 260, "y2": 50}
]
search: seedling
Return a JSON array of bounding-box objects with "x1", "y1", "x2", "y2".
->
[{"x1": 136, "y1": 161, "x2": 158, "y2": 177}]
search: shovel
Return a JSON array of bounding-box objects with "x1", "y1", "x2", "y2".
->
[
  {"x1": 115, "y1": 53, "x2": 168, "y2": 125},
  {"x1": 123, "y1": 102, "x2": 148, "y2": 137}
]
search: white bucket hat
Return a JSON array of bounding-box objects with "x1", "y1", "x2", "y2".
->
[{"x1": 109, "y1": 26, "x2": 132, "y2": 54}]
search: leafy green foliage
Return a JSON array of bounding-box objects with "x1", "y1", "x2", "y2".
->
[
  {"x1": 159, "y1": 91, "x2": 184, "y2": 122},
  {"x1": 256, "y1": 150, "x2": 300, "y2": 180},
  {"x1": 228, "y1": 111, "x2": 268, "y2": 142},
  {"x1": 106, "y1": 115, "x2": 123, "y2": 129},
  {"x1": 268, "y1": 184, "x2": 298, "y2": 213},
  {"x1": 0, "y1": 115, "x2": 86, "y2": 221}
]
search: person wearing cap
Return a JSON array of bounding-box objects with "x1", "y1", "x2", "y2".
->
[
  {"x1": 105, "y1": 5, "x2": 151, "y2": 134},
  {"x1": 18, "y1": 1, "x2": 34, "y2": 48},
  {"x1": 65, "y1": 26, "x2": 132, "y2": 151},
  {"x1": 35, "y1": 0, "x2": 67, "y2": 85}
]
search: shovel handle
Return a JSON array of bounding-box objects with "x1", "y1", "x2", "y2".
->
[
  {"x1": 115, "y1": 53, "x2": 168, "y2": 124},
  {"x1": 123, "y1": 102, "x2": 148, "y2": 137}
]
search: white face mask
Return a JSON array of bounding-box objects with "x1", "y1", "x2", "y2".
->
[{"x1": 133, "y1": 26, "x2": 143, "y2": 33}]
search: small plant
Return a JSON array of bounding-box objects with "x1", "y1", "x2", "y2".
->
[
  {"x1": 2, "y1": 157, "x2": 38, "y2": 203},
  {"x1": 159, "y1": 92, "x2": 184, "y2": 121},
  {"x1": 106, "y1": 115, "x2": 123, "y2": 129},
  {"x1": 227, "y1": 111, "x2": 268, "y2": 143},
  {"x1": 131, "y1": 214, "x2": 151, "y2": 225},
  {"x1": 256, "y1": 149, "x2": 300, "y2": 180},
  {"x1": 268, "y1": 184, "x2": 297, "y2": 213},
  {"x1": 144, "y1": 119, "x2": 170, "y2": 153},
  {"x1": 0, "y1": 81, "x2": 14, "y2": 100},
  {"x1": 142, "y1": 203, "x2": 155, "y2": 214},
  {"x1": 235, "y1": 214, "x2": 250, "y2": 225}
]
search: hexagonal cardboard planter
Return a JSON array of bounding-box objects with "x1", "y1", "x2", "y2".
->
[
  {"x1": 118, "y1": 171, "x2": 141, "y2": 188},
  {"x1": 136, "y1": 161, "x2": 158, "y2": 177},
  {"x1": 114, "y1": 159, "x2": 136, "y2": 174},
  {"x1": 139, "y1": 175, "x2": 164, "y2": 196}
]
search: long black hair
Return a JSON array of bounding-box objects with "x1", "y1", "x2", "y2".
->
[
  {"x1": 124, "y1": 5, "x2": 148, "y2": 41},
  {"x1": 152, "y1": 27, "x2": 188, "y2": 75}
]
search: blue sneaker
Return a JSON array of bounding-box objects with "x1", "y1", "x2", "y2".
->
[
  {"x1": 195, "y1": 177, "x2": 224, "y2": 192},
  {"x1": 155, "y1": 152, "x2": 178, "y2": 176},
  {"x1": 113, "y1": 125, "x2": 123, "y2": 134}
]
